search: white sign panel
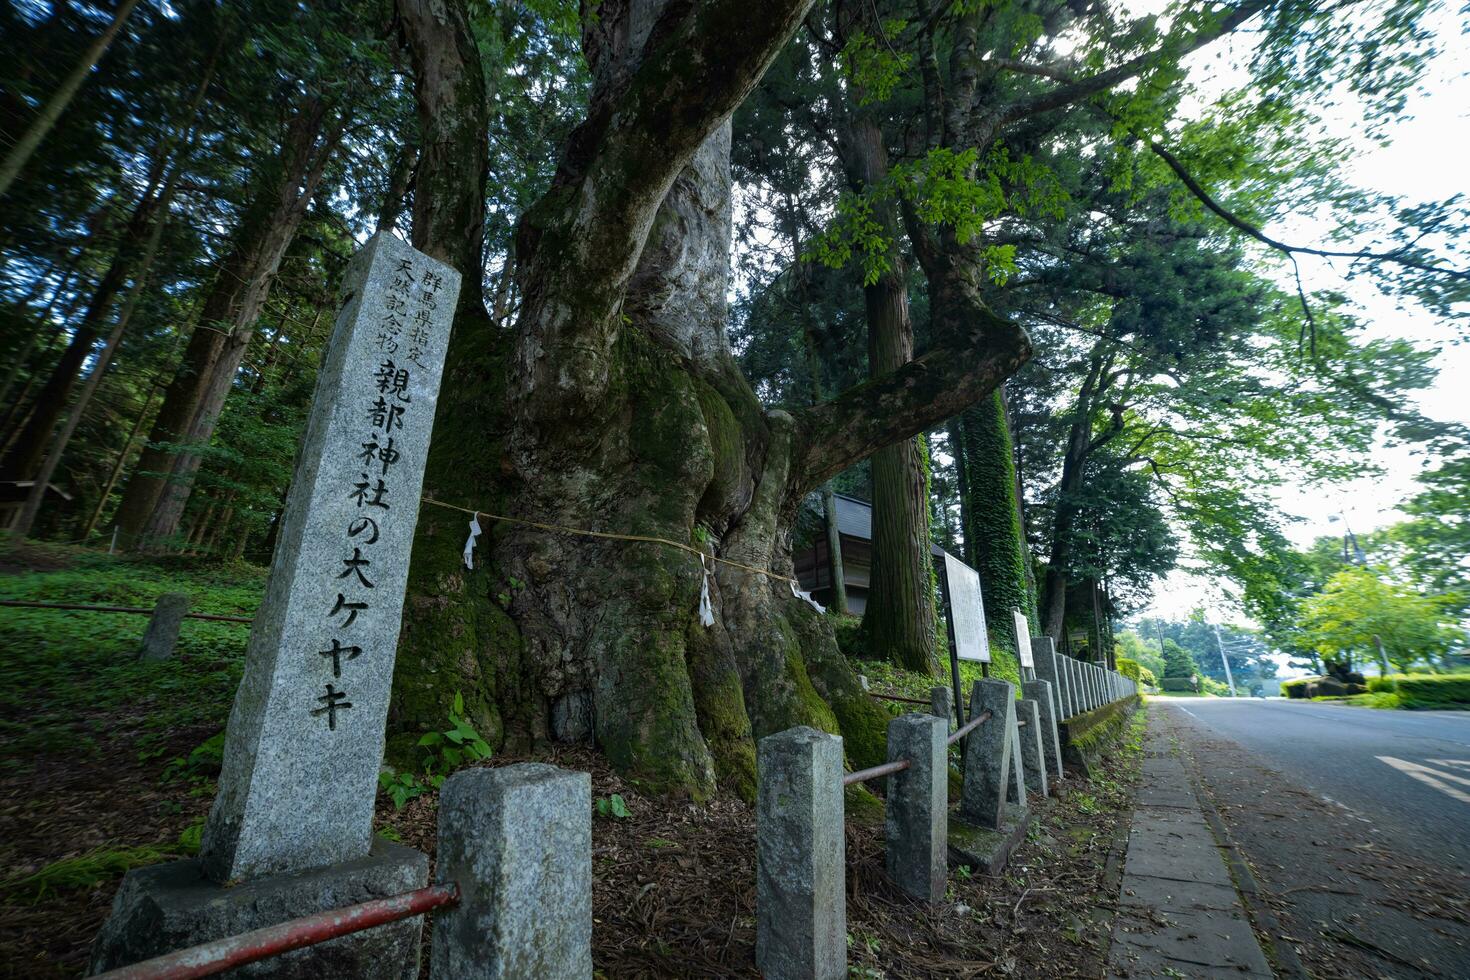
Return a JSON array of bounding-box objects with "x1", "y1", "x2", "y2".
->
[
  {"x1": 943, "y1": 552, "x2": 990, "y2": 663},
  {"x1": 1012, "y1": 608, "x2": 1034, "y2": 667}
]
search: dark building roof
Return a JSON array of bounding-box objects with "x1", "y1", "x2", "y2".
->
[
  {"x1": 817, "y1": 492, "x2": 949, "y2": 558},
  {"x1": 829, "y1": 492, "x2": 872, "y2": 540}
]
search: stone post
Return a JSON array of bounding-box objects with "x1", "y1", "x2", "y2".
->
[
  {"x1": 199, "y1": 234, "x2": 459, "y2": 882},
  {"x1": 885, "y1": 713, "x2": 948, "y2": 902},
  {"x1": 1029, "y1": 637, "x2": 1064, "y2": 718},
  {"x1": 1007, "y1": 705, "x2": 1027, "y2": 807},
  {"x1": 91, "y1": 234, "x2": 459, "y2": 979},
  {"x1": 960, "y1": 679, "x2": 1016, "y2": 830},
  {"x1": 1016, "y1": 699, "x2": 1048, "y2": 797},
  {"x1": 1022, "y1": 679, "x2": 1064, "y2": 780},
  {"x1": 1070, "y1": 657, "x2": 1084, "y2": 715},
  {"x1": 757, "y1": 727, "x2": 846, "y2": 980},
  {"x1": 432, "y1": 764, "x2": 591, "y2": 979},
  {"x1": 1063, "y1": 657, "x2": 1079, "y2": 716},
  {"x1": 930, "y1": 685, "x2": 954, "y2": 732},
  {"x1": 138, "y1": 592, "x2": 189, "y2": 661}
]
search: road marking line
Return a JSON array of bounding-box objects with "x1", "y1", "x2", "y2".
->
[
  {"x1": 1417, "y1": 766, "x2": 1470, "y2": 789},
  {"x1": 1376, "y1": 756, "x2": 1470, "y2": 805},
  {"x1": 1429, "y1": 758, "x2": 1470, "y2": 772}
]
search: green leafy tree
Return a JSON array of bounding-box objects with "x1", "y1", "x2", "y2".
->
[
  {"x1": 1161, "y1": 638, "x2": 1196, "y2": 679},
  {"x1": 1299, "y1": 567, "x2": 1465, "y2": 674}
]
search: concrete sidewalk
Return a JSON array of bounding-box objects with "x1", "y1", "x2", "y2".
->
[{"x1": 1108, "y1": 721, "x2": 1273, "y2": 978}]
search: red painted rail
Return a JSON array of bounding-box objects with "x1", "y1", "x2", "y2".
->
[
  {"x1": 0, "y1": 599, "x2": 254, "y2": 623},
  {"x1": 91, "y1": 882, "x2": 459, "y2": 980}
]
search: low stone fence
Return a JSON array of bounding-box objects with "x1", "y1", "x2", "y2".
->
[
  {"x1": 93, "y1": 636, "x2": 1137, "y2": 980},
  {"x1": 757, "y1": 673, "x2": 1067, "y2": 980},
  {"x1": 1027, "y1": 635, "x2": 1138, "y2": 723},
  {"x1": 90, "y1": 763, "x2": 592, "y2": 979},
  {"x1": 756, "y1": 639, "x2": 1141, "y2": 979}
]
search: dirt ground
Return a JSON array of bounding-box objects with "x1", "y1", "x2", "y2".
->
[{"x1": 1, "y1": 710, "x2": 1145, "y2": 979}]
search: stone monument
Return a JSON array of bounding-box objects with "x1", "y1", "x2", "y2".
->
[{"x1": 91, "y1": 234, "x2": 460, "y2": 977}]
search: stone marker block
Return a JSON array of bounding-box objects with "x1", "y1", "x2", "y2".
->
[
  {"x1": 199, "y1": 234, "x2": 460, "y2": 884},
  {"x1": 432, "y1": 764, "x2": 591, "y2": 980},
  {"x1": 1017, "y1": 699, "x2": 1048, "y2": 798},
  {"x1": 948, "y1": 809, "x2": 1030, "y2": 876},
  {"x1": 885, "y1": 713, "x2": 948, "y2": 902},
  {"x1": 1022, "y1": 679, "x2": 1064, "y2": 780},
  {"x1": 960, "y1": 680, "x2": 1016, "y2": 831},
  {"x1": 89, "y1": 841, "x2": 427, "y2": 978},
  {"x1": 930, "y1": 685, "x2": 954, "y2": 732},
  {"x1": 1007, "y1": 705, "x2": 1027, "y2": 807},
  {"x1": 757, "y1": 727, "x2": 846, "y2": 980},
  {"x1": 1070, "y1": 655, "x2": 1081, "y2": 717},
  {"x1": 1029, "y1": 637, "x2": 1063, "y2": 717},
  {"x1": 138, "y1": 592, "x2": 189, "y2": 662}
]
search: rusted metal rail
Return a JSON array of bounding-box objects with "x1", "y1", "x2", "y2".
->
[
  {"x1": 0, "y1": 598, "x2": 253, "y2": 624},
  {"x1": 90, "y1": 882, "x2": 459, "y2": 980},
  {"x1": 842, "y1": 757, "x2": 911, "y2": 787},
  {"x1": 869, "y1": 692, "x2": 930, "y2": 706},
  {"x1": 946, "y1": 708, "x2": 992, "y2": 746},
  {"x1": 843, "y1": 708, "x2": 997, "y2": 787}
]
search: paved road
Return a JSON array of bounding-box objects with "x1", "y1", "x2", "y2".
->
[{"x1": 1156, "y1": 696, "x2": 1470, "y2": 872}]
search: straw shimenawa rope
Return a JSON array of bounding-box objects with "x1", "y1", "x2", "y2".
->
[{"x1": 420, "y1": 495, "x2": 800, "y2": 585}]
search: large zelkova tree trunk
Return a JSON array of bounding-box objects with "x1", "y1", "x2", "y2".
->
[
  {"x1": 954, "y1": 389, "x2": 1035, "y2": 654},
  {"x1": 0, "y1": 0, "x2": 143, "y2": 199},
  {"x1": 390, "y1": 0, "x2": 1031, "y2": 799},
  {"x1": 113, "y1": 98, "x2": 344, "y2": 550}
]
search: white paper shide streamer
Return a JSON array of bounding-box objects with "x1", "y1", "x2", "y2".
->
[
  {"x1": 790, "y1": 579, "x2": 826, "y2": 614},
  {"x1": 462, "y1": 515, "x2": 482, "y2": 570},
  {"x1": 698, "y1": 554, "x2": 716, "y2": 627}
]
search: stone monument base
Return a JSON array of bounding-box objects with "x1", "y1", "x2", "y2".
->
[
  {"x1": 89, "y1": 840, "x2": 428, "y2": 978},
  {"x1": 947, "y1": 809, "x2": 1029, "y2": 876}
]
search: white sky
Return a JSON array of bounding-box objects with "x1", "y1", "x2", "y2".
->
[{"x1": 1136, "y1": 3, "x2": 1470, "y2": 633}]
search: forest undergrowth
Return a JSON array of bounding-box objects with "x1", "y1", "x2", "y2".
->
[{"x1": 0, "y1": 541, "x2": 1145, "y2": 978}]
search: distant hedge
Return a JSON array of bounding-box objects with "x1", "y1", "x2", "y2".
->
[
  {"x1": 1366, "y1": 674, "x2": 1470, "y2": 709},
  {"x1": 1160, "y1": 676, "x2": 1197, "y2": 692},
  {"x1": 1282, "y1": 678, "x2": 1313, "y2": 699},
  {"x1": 1117, "y1": 657, "x2": 1156, "y2": 688}
]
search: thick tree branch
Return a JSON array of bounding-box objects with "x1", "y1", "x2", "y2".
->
[
  {"x1": 1148, "y1": 140, "x2": 1470, "y2": 282},
  {"x1": 512, "y1": 0, "x2": 819, "y2": 419},
  {"x1": 988, "y1": 0, "x2": 1270, "y2": 133},
  {"x1": 792, "y1": 307, "x2": 1031, "y2": 492}
]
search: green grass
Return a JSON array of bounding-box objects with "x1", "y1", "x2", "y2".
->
[
  {"x1": 0, "y1": 844, "x2": 179, "y2": 905},
  {"x1": 853, "y1": 655, "x2": 1024, "y2": 717},
  {"x1": 0, "y1": 541, "x2": 262, "y2": 766},
  {"x1": 0, "y1": 812, "x2": 207, "y2": 905}
]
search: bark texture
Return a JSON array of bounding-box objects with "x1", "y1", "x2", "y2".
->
[
  {"x1": 835, "y1": 32, "x2": 937, "y2": 675},
  {"x1": 389, "y1": 0, "x2": 1031, "y2": 799}
]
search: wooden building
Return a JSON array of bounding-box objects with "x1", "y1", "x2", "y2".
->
[{"x1": 793, "y1": 493, "x2": 955, "y2": 615}]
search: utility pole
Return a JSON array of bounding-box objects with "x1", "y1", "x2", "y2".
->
[{"x1": 1213, "y1": 624, "x2": 1238, "y2": 697}]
